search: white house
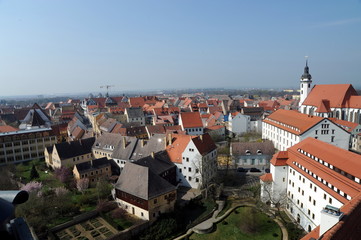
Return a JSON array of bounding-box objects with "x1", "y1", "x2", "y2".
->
[
  {"x1": 179, "y1": 112, "x2": 204, "y2": 136},
  {"x1": 260, "y1": 138, "x2": 361, "y2": 235},
  {"x1": 227, "y1": 112, "x2": 250, "y2": 135},
  {"x1": 166, "y1": 133, "x2": 217, "y2": 189},
  {"x1": 262, "y1": 109, "x2": 350, "y2": 151}
]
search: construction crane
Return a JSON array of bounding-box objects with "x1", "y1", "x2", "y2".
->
[{"x1": 100, "y1": 85, "x2": 115, "y2": 97}]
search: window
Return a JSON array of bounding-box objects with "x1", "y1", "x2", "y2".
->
[
  {"x1": 154, "y1": 199, "x2": 157, "y2": 204},
  {"x1": 188, "y1": 176, "x2": 192, "y2": 181},
  {"x1": 313, "y1": 200, "x2": 316, "y2": 206},
  {"x1": 329, "y1": 198, "x2": 332, "y2": 204},
  {"x1": 188, "y1": 167, "x2": 192, "y2": 172},
  {"x1": 283, "y1": 178, "x2": 285, "y2": 182},
  {"x1": 302, "y1": 190, "x2": 304, "y2": 196},
  {"x1": 308, "y1": 209, "x2": 310, "y2": 215},
  {"x1": 324, "y1": 194, "x2": 327, "y2": 200},
  {"x1": 312, "y1": 213, "x2": 315, "y2": 220},
  {"x1": 314, "y1": 187, "x2": 317, "y2": 192},
  {"x1": 186, "y1": 157, "x2": 189, "y2": 162},
  {"x1": 331, "y1": 136, "x2": 335, "y2": 142},
  {"x1": 309, "y1": 196, "x2": 311, "y2": 202}
]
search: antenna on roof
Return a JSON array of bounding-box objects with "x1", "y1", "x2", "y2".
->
[{"x1": 305, "y1": 55, "x2": 309, "y2": 66}]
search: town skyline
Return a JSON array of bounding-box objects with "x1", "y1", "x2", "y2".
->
[{"x1": 1, "y1": 0, "x2": 361, "y2": 96}]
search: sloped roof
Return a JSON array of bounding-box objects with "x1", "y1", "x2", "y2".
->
[
  {"x1": 328, "y1": 118, "x2": 359, "y2": 132},
  {"x1": 192, "y1": 133, "x2": 216, "y2": 155},
  {"x1": 303, "y1": 84, "x2": 358, "y2": 108},
  {"x1": 180, "y1": 112, "x2": 203, "y2": 128},
  {"x1": 146, "y1": 125, "x2": 166, "y2": 135},
  {"x1": 111, "y1": 136, "x2": 138, "y2": 160},
  {"x1": 74, "y1": 157, "x2": 111, "y2": 174},
  {"x1": 134, "y1": 151, "x2": 174, "y2": 176},
  {"x1": 259, "y1": 173, "x2": 273, "y2": 182},
  {"x1": 231, "y1": 140, "x2": 275, "y2": 156},
  {"x1": 315, "y1": 99, "x2": 331, "y2": 113},
  {"x1": 263, "y1": 109, "x2": 324, "y2": 135},
  {"x1": 126, "y1": 107, "x2": 144, "y2": 118},
  {"x1": 55, "y1": 137, "x2": 95, "y2": 160},
  {"x1": 285, "y1": 138, "x2": 361, "y2": 204},
  {"x1": 270, "y1": 151, "x2": 288, "y2": 166},
  {"x1": 130, "y1": 134, "x2": 167, "y2": 161},
  {"x1": 93, "y1": 132, "x2": 123, "y2": 150},
  {"x1": 0, "y1": 125, "x2": 18, "y2": 133},
  {"x1": 166, "y1": 134, "x2": 192, "y2": 164},
  {"x1": 115, "y1": 162, "x2": 176, "y2": 200}
]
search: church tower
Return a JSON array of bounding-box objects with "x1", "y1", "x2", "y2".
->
[{"x1": 299, "y1": 60, "x2": 312, "y2": 107}]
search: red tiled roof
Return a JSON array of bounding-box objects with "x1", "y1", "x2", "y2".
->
[
  {"x1": 303, "y1": 84, "x2": 359, "y2": 108},
  {"x1": 315, "y1": 99, "x2": 331, "y2": 113},
  {"x1": 285, "y1": 138, "x2": 361, "y2": 204},
  {"x1": 263, "y1": 109, "x2": 324, "y2": 135},
  {"x1": 321, "y1": 193, "x2": 361, "y2": 240},
  {"x1": 0, "y1": 125, "x2": 18, "y2": 133},
  {"x1": 166, "y1": 134, "x2": 192, "y2": 163},
  {"x1": 270, "y1": 151, "x2": 288, "y2": 166},
  {"x1": 259, "y1": 173, "x2": 273, "y2": 182},
  {"x1": 192, "y1": 133, "x2": 216, "y2": 155},
  {"x1": 180, "y1": 112, "x2": 203, "y2": 128},
  {"x1": 301, "y1": 226, "x2": 320, "y2": 240},
  {"x1": 328, "y1": 118, "x2": 359, "y2": 132}
]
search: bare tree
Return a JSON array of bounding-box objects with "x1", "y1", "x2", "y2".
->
[{"x1": 260, "y1": 180, "x2": 289, "y2": 220}]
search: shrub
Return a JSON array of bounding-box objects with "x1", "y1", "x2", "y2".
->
[
  {"x1": 21, "y1": 181, "x2": 43, "y2": 193},
  {"x1": 96, "y1": 200, "x2": 117, "y2": 213},
  {"x1": 111, "y1": 208, "x2": 127, "y2": 219}
]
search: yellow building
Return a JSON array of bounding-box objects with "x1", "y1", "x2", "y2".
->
[
  {"x1": 45, "y1": 137, "x2": 95, "y2": 169},
  {"x1": 73, "y1": 157, "x2": 112, "y2": 186}
]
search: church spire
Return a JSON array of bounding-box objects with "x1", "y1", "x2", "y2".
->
[{"x1": 301, "y1": 59, "x2": 312, "y2": 80}]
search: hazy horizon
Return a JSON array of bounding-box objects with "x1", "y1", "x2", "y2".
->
[{"x1": 1, "y1": 1, "x2": 361, "y2": 97}]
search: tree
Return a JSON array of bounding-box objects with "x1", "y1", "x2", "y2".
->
[
  {"x1": 54, "y1": 166, "x2": 72, "y2": 184},
  {"x1": 0, "y1": 165, "x2": 18, "y2": 190},
  {"x1": 20, "y1": 181, "x2": 43, "y2": 193},
  {"x1": 30, "y1": 164, "x2": 39, "y2": 180},
  {"x1": 76, "y1": 178, "x2": 89, "y2": 193},
  {"x1": 260, "y1": 180, "x2": 289, "y2": 221},
  {"x1": 96, "y1": 177, "x2": 112, "y2": 200}
]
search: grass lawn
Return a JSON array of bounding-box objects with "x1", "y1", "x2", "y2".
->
[
  {"x1": 190, "y1": 207, "x2": 282, "y2": 240},
  {"x1": 15, "y1": 159, "x2": 53, "y2": 183}
]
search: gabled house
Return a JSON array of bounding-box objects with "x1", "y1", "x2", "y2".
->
[
  {"x1": 262, "y1": 109, "x2": 350, "y2": 151},
  {"x1": 92, "y1": 133, "x2": 123, "y2": 159},
  {"x1": 179, "y1": 112, "x2": 204, "y2": 136},
  {"x1": 227, "y1": 112, "x2": 250, "y2": 136},
  {"x1": 260, "y1": 138, "x2": 361, "y2": 236},
  {"x1": 73, "y1": 157, "x2": 112, "y2": 186},
  {"x1": 45, "y1": 137, "x2": 95, "y2": 169},
  {"x1": 114, "y1": 154, "x2": 177, "y2": 221},
  {"x1": 125, "y1": 107, "x2": 145, "y2": 126},
  {"x1": 231, "y1": 140, "x2": 275, "y2": 170},
  {"x1": 166, "y1": 133, "x2": 217, "y2": 189}
]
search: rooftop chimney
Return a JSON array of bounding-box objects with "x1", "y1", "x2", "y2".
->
[
  {"x1": 141, "y1": 139, "x2": 145, "y2": 147},
  {"x1": 167, "y1": 133, "x2": 172, "y2": 146},
  {"x1": 199, "y1": 134, "x2": 203, "y2": 141},
  {"x1": 122, "y1": 136, "x2": 126, "y2": 149},
  {"x1": 151, "y1": 152, "x2": 155, "y2": 159},
  {"x1": 319, "y1": 205, "x2": 343, "y2": 237}
]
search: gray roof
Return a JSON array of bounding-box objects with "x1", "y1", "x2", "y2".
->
[
  {"x1": 126, "y1": 107, "x2": 144, "y2": 118},
  {"x1": 93, "y1": 133, "x2": 123, "y2": 151},
  {"x1": 130, "y1": 134, "x2": 167, "y2": 161},
  {"x1": 231, "y1": 140, "x2": 275, "y2": 156},
  {"x1": 74, "y1": 157, "x2": 111, "y2": 174},
  {"x1": 115, "y1": 162, "x2": 176, "y2": 200},
  {"x1": 111, "y1": 136, "x2": 138, "y2": 160},
  {"x1": 134, "y1": 151, "x2": 174, "y2": 176},
  {"x1": 55, "y1": 137, "x2": 95, "y2": 160},
  {"x1": 99, "y1": 118, "x2": 118, "y2": 132}
]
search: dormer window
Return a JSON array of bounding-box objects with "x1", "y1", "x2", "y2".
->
[
  {"x1": 257, "y1": 150, "x2": 262, "y2": 155},
  {"x1": 245, "y1": 150, "x2": 251, "y2": 155}
]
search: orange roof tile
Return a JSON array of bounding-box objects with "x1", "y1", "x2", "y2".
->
[
  {"x1": 315, "y1": 99, "x2": 331, "y2": 113},
  {"x1": 263, "y1": 109, "x2": 324, "y2": 135},
  {"x1": 270, "y1": 151, "x2": 288, "y2": 166},
  {"x1": 328, "y1": 118, "x2": 359, "y2": 132},
  {"x1": 166, "y1": 134, "x2": 192, "y2": 163},
  {"x1": 287, "y1": 138, "x2": 361, "y2": 204},
  {"x1": 0, "y1": 125, "x2": 18, "y2": 133},
  {"x1": 180, "y1": 112, "x2": 203, "y2": 128},
  {"x1": 259, "y1": 173, "x2": 273, "y2": 182},
  {"x1": 303, "y1": 84, "x2": 358, "y2": 108}
]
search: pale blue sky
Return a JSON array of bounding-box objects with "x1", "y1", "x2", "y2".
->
[{"x1": 0, "y1": 0, "x2": 361, "y2": 96}]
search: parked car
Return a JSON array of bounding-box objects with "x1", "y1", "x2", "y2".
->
[
  {"x1": 250, "y1": 168, "x2": 261, "y2": 172},
  {"x1": 237, "y1": 167, "x2": 248, "y2": 172}
]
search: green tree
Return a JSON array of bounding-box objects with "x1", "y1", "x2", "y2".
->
[{"x1": 30, "y1": 164, "x2": 39, "y2": 180}]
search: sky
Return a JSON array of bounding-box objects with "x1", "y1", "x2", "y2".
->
[{"x1": 0, "y1": 0, "x2": 361, "y2": 96}]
